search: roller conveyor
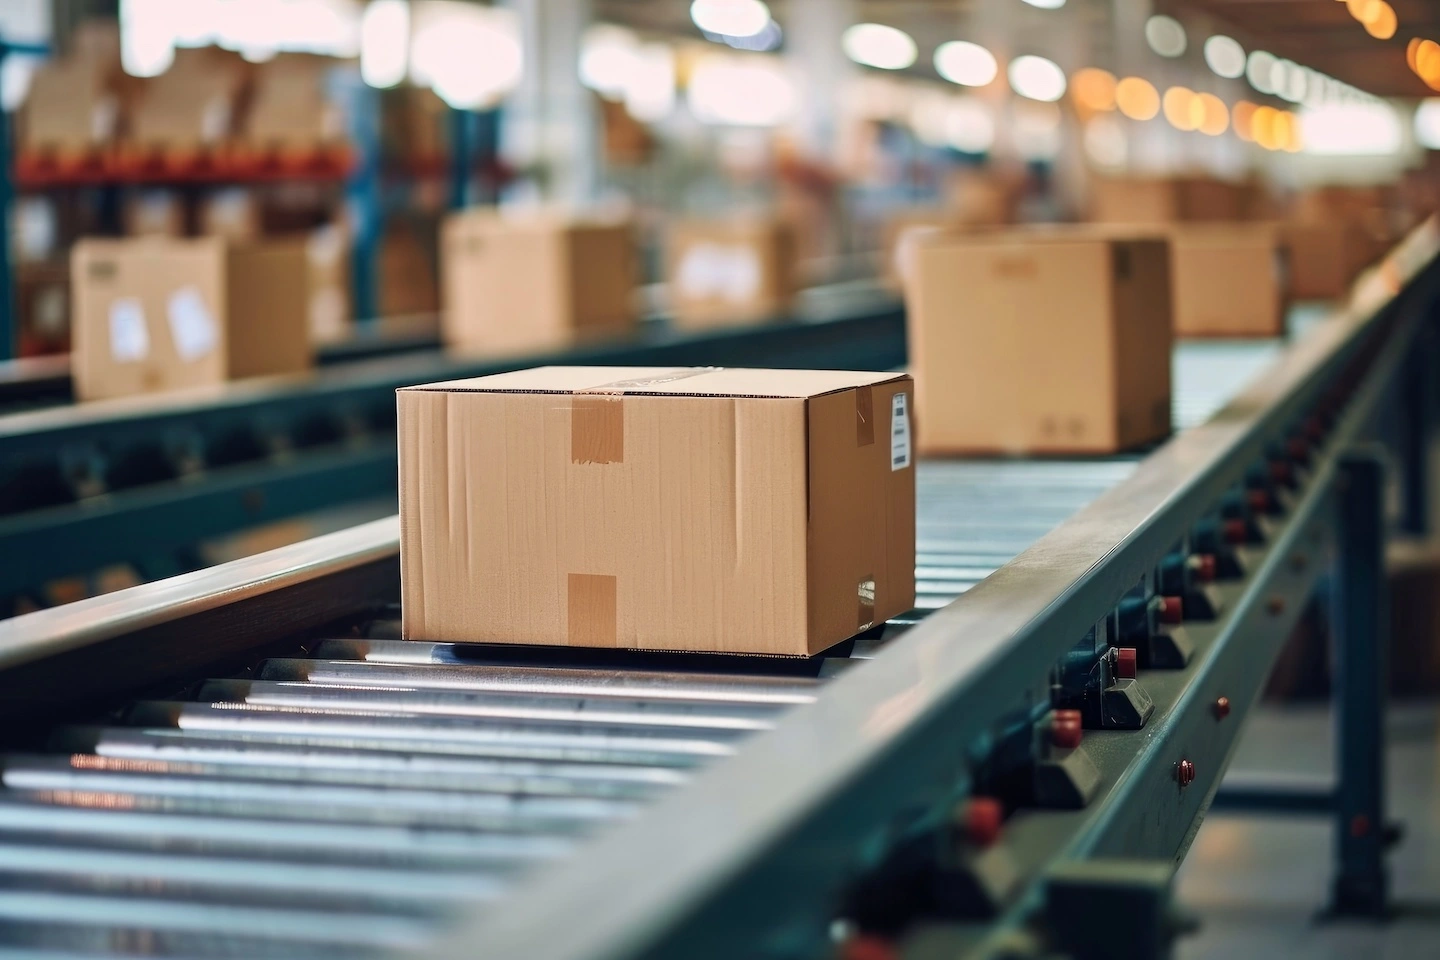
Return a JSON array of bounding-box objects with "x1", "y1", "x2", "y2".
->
[{"x1": 0, "y1": 225, "x2": 1434, "y2": 959}]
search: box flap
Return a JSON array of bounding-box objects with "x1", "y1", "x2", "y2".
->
[{"x1": 401, "y1": 366, "x2": 908, "y2": 399}]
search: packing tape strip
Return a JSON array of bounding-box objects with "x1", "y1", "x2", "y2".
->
[
  {"x1": 568, "y1": 573, "x2": 617, "y2": 647},
  {"x1": 569, "y1": 367, "x2": 723, "y2": 465}
]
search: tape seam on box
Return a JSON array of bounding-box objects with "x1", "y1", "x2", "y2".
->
[
  {"x1": 568, "y1": 573, "x2": 617, "y2": 647},
  {"x1": 569, "y1": 367, "x2": 723, "y2": 465}
]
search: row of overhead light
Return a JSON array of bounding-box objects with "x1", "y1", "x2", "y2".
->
[
  {"x1": 1071, "y1": 68, "x2": 1301, "y2": 151},
  {"x1": 1409, "y1": 38, "x2": 1440, "y2": 92},
  {"x1": 1344, "y1": 0, "x2": 1398, "y2": 40}
]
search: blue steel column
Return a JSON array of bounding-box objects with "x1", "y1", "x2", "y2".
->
[
  {"x1": 0, "y1": 39, "x2": 17, "y2": 360},
  {"x1": 1400, "y1": 328, "x2": 1433, "y2": 536},
  {"x1": 448, "y1": 108, "x2": 471, "y2": 211},
  {"x1": 1330, "y1": 449, "x2": 1389, "y2": 916},
  {"x1": 344, "y1": 78, "x2": 382, "y2": 324}
]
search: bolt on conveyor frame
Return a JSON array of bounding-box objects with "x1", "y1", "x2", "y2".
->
[{"x1": 0, "y1": 224, "x2": 1433, "y2": 960}]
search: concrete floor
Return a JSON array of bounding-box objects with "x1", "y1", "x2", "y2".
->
[{"x1": 1178, "y1": 702, "x2": 1440, "y2": 959}]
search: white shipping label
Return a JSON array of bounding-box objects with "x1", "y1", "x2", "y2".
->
[
  {"x1": 891, "y1": 392, "x2": 912, "y2": 471},
  {"x1": 167, "y1": 286, "x2": 219, "y2": 362},
  {"x1": 108, "y1": 298, "x2": 150, "y2": 363},
  {"x1": 676, "y1": 244, "x2": 762, "y2": 303}
]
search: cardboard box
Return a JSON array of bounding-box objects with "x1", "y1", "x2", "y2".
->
[
  {"x1": 20, "y1": 59, "x2": 120, "y2": 154},
  {"x1": 1282, "y1": 222, "x2": 1373, "y2": 300},
  {"x1": 129, "y1": 47, "x2": 249, "y2": 150},
  {"x1": 398, "y1": 366, "x2": 916, "y2": 654},
  {"x1": 381, "y1": 220, "x2": 439, "y2": 317},
  {"x1": 307, "y1": 225, "x2": 351, "y2": 342},
  {"x1": 666, "y1": 218, "x2": 797, "y2": 328},
  {"x1": 1090, "y1": 176, "x2": 1243, "y2": 224},
  {"x1": 124, "y1": 189, "x2": 186, "y2": 238},
  {"x1": 15, "y1": 261, "x2": 70, "y2": 357},
  {"x1": 245, "y1": 54, "x2": 344, "y2": 152},
  {"x1": 200, "y1": 187, "x2": 260, "y2": 241},
  {"x1": 1170, "y1": 224, "x2": 1286, "y2": 338},
  {"x1": 71, "y1": 237, "x2": 312, "y2": 401},
  {"x1": 908, "y1": 230, "x2": 1173, "y2": 454},
  {"x1": 441, "y1": 210, "x2": 636, "y2": 354}
]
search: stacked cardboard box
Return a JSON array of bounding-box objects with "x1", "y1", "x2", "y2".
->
[
  {"x1": 1089, "y1": 175, "x2": 1245, "y2": 225},
  {"x1": 244, "y1": 54, "x2": 344, "y2": 158},
  {"x1": 127, "y1": 47, "x2": 250, "y2": 156},
  {"x1": 1283, "y1": 187, "x2": 1393, "y2": 299},
  {"x1": 666, "y1": 218, "x2": 797, "y2": 328},
  {"x1": 15, "y1": 262, "x2": 71, "y2": 357},
  {"x1": 907, "y1": 228, "x2": 1173, "y2": 455},
  {"x1": 441, "y1": 210, "x2": 635, "y2": 355},
  {"x1": 398, "y1": 366, "x2": 916, "y2": 654},
  {"x1": 18, "y1": 20, "x2": 122, "y2": 161},
  {"x1": 1169, "y1": 224, "x2": 1287, "y2": 338},
  {"x1": 71, "y1": 237, "x2": 312, "y2": 401}
]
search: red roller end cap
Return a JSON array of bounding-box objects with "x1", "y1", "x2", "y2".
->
[
  {"x1": 1223, "y1": 518, "x2": 1249, "y2": 545},
  {"x1": 840, "y1": 937, "x2": 898, "y2": 960},
  {"x1": 1270, "y1": 460, "x2": 1293, "y2": 484},
  {"x1": 1191, "y1": 553, "x2": 1217, "y2": 582},
  {"x1": 1214, "y1": 696, "x2": 1231, "y2": 720},
  {"x1": 1051, "y1": 709, "x2": 1083, "y2": 749},
  {"x1": 1114, "y1": 647, "x2": 1138, "y2": 679},
  {"x1": 962, "y1": 797, "x2": 1004, "y2": 848},
  {"x1": 1158, "y1": 596, "x2": 1184, "y2": 625},
  {"x1": 1176, "y1": 759, "x2": 1196, "y2": 788},
  {"x1": 1248, "y1": 489, "x2": 1272, "y2": 513},
  {"x1": 1286, "y1": 437, "x2": 1309, "y2": 460}
]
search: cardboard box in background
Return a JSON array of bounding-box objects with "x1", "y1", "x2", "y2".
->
[
  {"x1": 1170, "y1": 224, "x2": 1287, "y2": 338},
  {"x1": 945, "y1": 168, "x2": 1020, "y2": 227},
  {"x1": 124, "y1": 189, "x2": 185, "y2": 237},
  {"x1": 1282, "y1": 222, "x2": 1373, "y2": 300},
  {"x1": 199, "y1": 187, "x2": 260, "y2": 241},
  {"x1": 907, "y1": 229, "x2": 1173, "y2": 455},
  {"x1": 380, "y1": 218, "x2": 440, "y2": 318},
  {"x1": 128, "y1": 47, "x2": 250, "y2": 151},
  {"x1": 307, "y1": 224, "x2": 351, "y2": 342},
  {"x1": 19, "y1": 58, "x2": 120, "y2": 156},
  {"x1": 666, "y1": 218, "x2": 797, "y2": 328},
  {"x1": 1089, "y1": 175, "x2": 1244, "y2": 224},
  {"x1": 245, "y1": 54, "x2": 344, "y2": 154},
  {"x1": 442, "y1": 210, "x2": 635, "y2": 354},
  {"x1": 71, "y1": 237, "x2": 312, "y2": 401},
  {"x1": 15, "y1": 261, "x2": 70, "y2": 356},
  {"x1": 398, "y1": 366, "x2": 916, "y2": 654}
]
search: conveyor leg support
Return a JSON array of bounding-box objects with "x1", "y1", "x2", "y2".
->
[
  {"x1": 1330, "y1": 450, "x2": 1390, "y2": 917},
  {"x1": 1399, "y1": 331, "x2": 1433, "y2": 537}
]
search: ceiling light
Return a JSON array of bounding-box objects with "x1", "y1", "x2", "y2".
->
[
  {"x1": 1144, "y1": 15, "x2": 1187, "y2": 58},
  {"x1": 1072, "y1": 67, "x2": 1117, "y2": 112},
  {"x1": 690, "y1": 0, "x2": 770, "y2": 39},
  {"x1": 945, "y1": 97, "x2": 995, "y2": 153},
  {"x1": 1246, "y1": 50, "x2": 1277, "y2": 94},
  {"x1": 1196, "y1": 93, "x2": 1228, "y2": 135},
  {"x1": 1020, "y1": 0, "x2": 1066, "y2": 8},
  {"x1": 1115, "y1": 76, "x2": 1159, "y2": 120},
  {"x1": 1008, "y1": 54, "x2": 1066, "y2": 102},
  {"x1": 1203, "y1": 35, "x2": 1245, "y2": 78},
  {"x1": 842, "y1": 23, "x2": 917, "y2": 71},
  {"x1": 934, "y1": 41, "x2": 998, "y2": 87},
  {"x1": 1415, "y1": 99, "x2": 1440, "y2": 149}
]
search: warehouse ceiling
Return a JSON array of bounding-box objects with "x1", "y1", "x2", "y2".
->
[{"x1": 596, "y1": 0, "x2": 1438, "y2": 100}]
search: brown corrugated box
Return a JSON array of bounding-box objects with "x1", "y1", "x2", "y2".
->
[
  {"x1": 306, "y1": 225, "x2": 351, "y2": 342},
  {"x1": 666, "y1": 218, "x2": 797, "y2": 328},
  {"x1": 1282, "y1": 222, "x2": 1375, "y2": 300},
  {"x1": 128, "y1": 47, "x2": 250, "y2": 150},
  {"x1": 907, "y1": 228, "x2": 1173, "y2": 455},
  {"x1": 71, "y1": 237, "x2": 312, "y2": 401},
  {"x1": 244, "y1": 54, "x2": 343, "y2": 152},
  {"x1": 398, "y1": 366, "x2": 917, "y2": 655},
  {"x1": 1090, "y1": 175, "x2": 1244, "y2": 224},
  {"x1": 199, "y1": 188, "x2": 260, "y2": 241},
  {"x1": 20, "y1": 59, "x2": 120, "y2": 154},
  {"x1": 124, "y1": 189, "x2": 186, "y2": 238},
  {"x1": 441, "y1": 210, "x2": 636, "y2": 354},
  {"x1": 1170, "y1": 224, "x2": 1287, "y2": 338},
  {"x1": 15, "y1": 261, "x2": 70, "y2": 357}
]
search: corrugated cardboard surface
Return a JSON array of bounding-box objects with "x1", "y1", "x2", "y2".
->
[
  {"x1": 1170, "y1": 224, "x2": 1286, "y2": 338},
  {"x1": 1282, "y1": 222, "x2": 1374, "y2": 300},
  {"x1": 908, "y1": 231, "x2": 1173, "y2": 455},
  {"x1": 441, "y1": 211, "x2": 636, "y2": 355},
  {"x1": 1090, "y1": 176, "x2": 1244, "y2": 225},
  {"x1": 398, "y1": 366, "x2": 915, "y2": 655},
  {"x1": 71, "y1": 237, "x2": 311, "y2": 401},
  {"x1": 666, "y1": 219, "x2": 798, "y2": 328}
]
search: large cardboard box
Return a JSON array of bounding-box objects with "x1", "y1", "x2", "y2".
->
[
  {"x1": 245, "y1": 54, "x2": 344, "y2": 152},
  {"x1": 1090, "y1": 176, "x2": 1243, "y2": 225},
  {"x1": 129, "y1": 47, "x2": 250, "y2": 150},
  {"x1": 306, "y1": 225, "x2": 351, "y2": 342},
  {"x1": 71, "y1": 237, "x2": 312, "y2": 401},
  {"x1": 666, "y1": 218, "x2": 797, "y2": 328},
  {"x1": 1170, "y1": 224, "x2": 1286, "y2": 338},
  {"x1": 1282, "y1": 222, "x2": 1373, "y2": 300},
  {"x1": 442, "y1": 210, "x2": 636, "y2": 354},
  {"x1": 908, "y1": 230, "x2": 1173, "y2": 454},
  {"x1": 125, "y1": 189, "x2": 186, "y2": 238},
  {"x1": 398, "y1": 366, "x2": 917, "y2": 654},
  {"x1": 20, "y1": 59, "x2": 120, "y2": 155}
]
